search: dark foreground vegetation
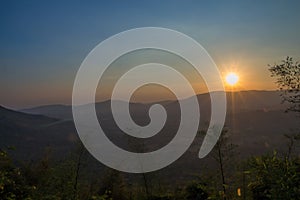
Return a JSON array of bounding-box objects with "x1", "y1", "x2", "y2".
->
[{"x1": 0, "y1": 140, "x2": 300, "y2": 200}]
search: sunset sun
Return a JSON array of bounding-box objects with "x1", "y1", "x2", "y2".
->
[{"x1": 225, "y1": 72, "x2": 239, "y2": 86}]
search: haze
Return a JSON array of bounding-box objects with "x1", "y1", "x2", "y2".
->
[{"x1": 1, "y1": 1, "x2": 300, "y2": 108}]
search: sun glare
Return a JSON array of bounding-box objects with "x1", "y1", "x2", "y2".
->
[{"x1": 225, "y1": 72, "x2": 239, "y2": 86}]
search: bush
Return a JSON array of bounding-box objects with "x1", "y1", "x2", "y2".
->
[{"x1": 247, "y1": 152, "x2": 300, "y2": 199}]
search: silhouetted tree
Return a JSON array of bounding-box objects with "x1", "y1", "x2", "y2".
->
[
  {"x1": 210, "y1": 129, "x2": 237, "y2": 200},
  {"x1": 269, "y1": 56, "x2": 300, "y2": 113},
  {"x1": 269, "y1": 57, "x2": 300, "y2": 159}
]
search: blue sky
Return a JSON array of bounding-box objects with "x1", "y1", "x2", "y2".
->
[{"x1": 1, "y1": 0, "x2": 300, "y2": 108}]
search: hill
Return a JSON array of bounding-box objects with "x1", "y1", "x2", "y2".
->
[
  {"x1": 0, "y1": 106, "x2": 78, "y2": 160},
  {"x1": 21, "y1": 90, "x2": 286, "y2": 120},
  {"x1": 1, "y1": 90, "x2": 299, "y2": 165}
]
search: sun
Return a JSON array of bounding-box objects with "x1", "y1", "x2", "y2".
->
[{"x1": 225, "y1": 72, "x2": 239, "y2": 86}]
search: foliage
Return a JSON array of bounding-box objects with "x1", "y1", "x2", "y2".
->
[
  {"x1": 269, "y1": 56, "x2": 300, "y2": 113},
  {"x1": 184, "y1": 181, "x2": 208, "y2": 200},
  {"x1": 1, "y1": 141, "x2": 300, "y2": 200},
  {"x1": 0, "y1": 149, "x2": 33, "y2": 200},
  {"x1": 96, "y1": 169, "x2": 127, "y2": 200},
  {"x1": 247, "y1": 151, "x2": 300, "y2": 200}
]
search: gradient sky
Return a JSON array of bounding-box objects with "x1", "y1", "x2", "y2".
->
[{"x1": 1, "y1": 0, "x2": 300, "y2": 108}]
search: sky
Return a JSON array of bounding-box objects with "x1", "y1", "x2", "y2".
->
[{"x1": 1, "y1": 0, "x2": 300, "y2": 108}]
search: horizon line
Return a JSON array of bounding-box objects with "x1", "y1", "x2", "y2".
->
[{"x1": 9, "y1": 89, "x2": 282, "y2": 111}]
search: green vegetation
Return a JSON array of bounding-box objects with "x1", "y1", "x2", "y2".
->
[
  {"x1": 247, "y1": 152, "x2": 300, "y2": 200},
  {"x1": 1, "y1": 144, "x2": 299, "y2": 200}
]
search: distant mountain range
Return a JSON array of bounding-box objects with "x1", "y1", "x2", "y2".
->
[
  {"x1": 21, "y1": 90, "x2": 287, "y2": 120},
  {"x1": 0, "y1": 90, "x2": 299, "y2": 163},
  {"x1": 0, "y1": 105, "x2": 78, "y2": 160}
]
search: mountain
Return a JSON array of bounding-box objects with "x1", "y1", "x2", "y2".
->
[
  {"x1": 0, "y1": 106, "x2": 78, "y2": 160},
  {"x1": 21, "y1": 104, "x2": 73, "y2": 120},
  {"x1": 1, "y1": 90, "x2": 299, "y2": 163},
  {"x1": 21, "y1": 91, "x2": 286, "y2": 120}
]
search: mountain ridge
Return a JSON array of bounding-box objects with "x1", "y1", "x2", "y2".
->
[{"x1": 20, "y1": 90, "x2": 286, "y2": 120}]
